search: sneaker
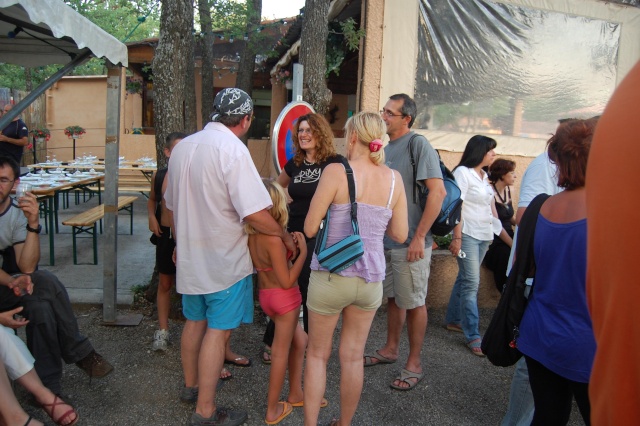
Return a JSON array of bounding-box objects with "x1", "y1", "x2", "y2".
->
[
  {"x1": 152, "y1": 329, "x2": 170, "y2": 352},
  {"x1": 75, "y1": 351, "x2": 114, "y2": 378},
  {"x1": 180, "y1": 386, "x2": 198, "y2": 403},
  {"x1": 187, "y1": 407, "x2": 248, "y2": 426}
]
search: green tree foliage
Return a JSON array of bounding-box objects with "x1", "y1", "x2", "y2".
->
[{"x1": 0, "y1": 0, "x2": 160, "y2": 90}]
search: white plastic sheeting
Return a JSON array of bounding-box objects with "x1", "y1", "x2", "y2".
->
[
  {"x1": 0, "y1": 0, "x2": 128, "y2": 67},
  {"x1": 381, "y1": 0, "x2": 640, "y2": 155}
]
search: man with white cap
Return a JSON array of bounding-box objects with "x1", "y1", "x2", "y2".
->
[{"x1": 165, "y1": 88, "x2": 297, "y2": 426}]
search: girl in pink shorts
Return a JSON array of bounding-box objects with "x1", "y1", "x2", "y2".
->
[{"x1": 246, "y1": 179, "x2": 309, "y2": 425}]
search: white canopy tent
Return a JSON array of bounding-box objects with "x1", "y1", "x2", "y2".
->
[{"x1": 0, "y1": 0, "x2": 129, "y2": 323}]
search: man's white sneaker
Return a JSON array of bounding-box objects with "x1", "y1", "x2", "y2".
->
[{"x1": 152, "y1": 329, "x2": 169, "y2": 351}]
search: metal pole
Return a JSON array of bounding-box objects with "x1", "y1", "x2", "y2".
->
[
  {"x1": 102, "y1": 61, "x2": 121, "y2": 323},
  {"x1": 292, "y1": 63, "x2": 304, "y2": 102}
]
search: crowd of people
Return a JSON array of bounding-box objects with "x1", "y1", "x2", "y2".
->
[{"x1": 1, "y1": 60, "x2": 638, "y2": 425}]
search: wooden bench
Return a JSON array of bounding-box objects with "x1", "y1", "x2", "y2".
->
[
  {"x1": 62, "y1": 196, "x2": 138, "y2": 265},
  {"x1": 86, "y1": 176, "x2": 151, "y2": 198}
]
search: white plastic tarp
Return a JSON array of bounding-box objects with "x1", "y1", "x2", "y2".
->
[
  {"x1": 381, "y1": 0, "x2": 640, "y2": 156},
  {"x1": 0, "y1": 0, "x2": 128, "y2": 67}
]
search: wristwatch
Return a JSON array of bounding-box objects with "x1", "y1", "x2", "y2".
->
[{"x1": 26, "y1": 224, "x2": 42, "y2": 234}]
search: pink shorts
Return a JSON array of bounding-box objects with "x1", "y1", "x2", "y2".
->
[{"x1": 259, "y1": 287, "x2": 302, "y2": 317}]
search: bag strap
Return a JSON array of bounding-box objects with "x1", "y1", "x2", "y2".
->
[
  {"x1": 513, "y1": 193, "x2": 551, "y2": 281},
  {"x1": 339, "y1": 157, "x2": 360, "y2": 235},
  {"x1": 408, "y1": 134, "x2": 419, "y2": 204}
]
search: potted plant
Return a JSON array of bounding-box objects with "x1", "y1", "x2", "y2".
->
[
  {"x1": 64, "y1": 125, "x2": 86, "y2": 138},
  {"x1": 125, "y1": 76, "x2": 143, "y2": 96},
  {"x1": 30, "y1": 127, "x2": 51, "y2": 142},
  {"x1": 275, "y1": 68, "x2": 292, "y2": 89}
]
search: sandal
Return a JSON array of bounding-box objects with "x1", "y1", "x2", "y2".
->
[
  {"x1": 389, "y1": 368, "x2": 424, "y2": 391},
  {"x1": 467, "y1": 338, "x2": 486, "y2": 357},
  {"x1": 224, "y1": 355, "x2": 252, "y2": 367},
  {"x1": 445, "y1": 323, "x2": 463, "y2": 333},
  {"x1": 23, "y1": 416, "x2": 33, "y2": 426},
  {"x1": 290, "y1": 397, "x2": 328, "y2": 408},
  {"x1": 363, "y1": 350, "x2": 397, "y2": 367},
  {"x1": 41, "y1": 395, "x2": 79, "y2": 426},
  {"x1": 220, "y1": 366, "x2": 233, "y2": 381},
  {"x1": 265, "y1": 401, "x2": 293, "y2": 425},
  {"x1": 262, "y1": 346, "x2": 272, "y2": 365}
]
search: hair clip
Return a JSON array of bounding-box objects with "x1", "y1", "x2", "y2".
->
[{"x1": 369, "y1": 139, "x2": 383, "y2": 153}]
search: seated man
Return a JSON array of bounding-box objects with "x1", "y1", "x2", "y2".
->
[{"x1": 0, "y1": 156, "x2": 113, "y2": 396}]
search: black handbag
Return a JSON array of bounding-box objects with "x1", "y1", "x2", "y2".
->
[
  {"x1": 481, "y1": 193, "x2": 550, "y2": 367},
  {"x1": 314, "y1": 159, "x2": 364, "y2": 273}
]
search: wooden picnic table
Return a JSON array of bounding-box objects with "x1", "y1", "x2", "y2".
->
[{"x1": 17, "y1": 172, "x2": 105, "y2": 266}]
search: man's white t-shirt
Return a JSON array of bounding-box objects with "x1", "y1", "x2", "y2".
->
[
  {"x1": 165, "y1": 122, "x2": 272, "y2": 295},
  {"x1": 506, "y1": 151, "x2": 563, "y2": 276}
]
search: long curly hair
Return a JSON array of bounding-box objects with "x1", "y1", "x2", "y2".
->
[{"x1": 292, "y1": 113, "x2": 337, "y2": 166}]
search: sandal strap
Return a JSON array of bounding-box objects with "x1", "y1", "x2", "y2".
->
[{"x1": 41, "y1": 396, "x2": 78, "y2": 426}]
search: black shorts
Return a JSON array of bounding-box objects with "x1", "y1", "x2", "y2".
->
[{"x1": 155, "y1": 226, "x2": 176, "y2": 275}]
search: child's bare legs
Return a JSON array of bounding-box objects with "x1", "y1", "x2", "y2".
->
[
  {"x1": 286, "y1": 321, "x2": 307, "y2": 404},
  {"x1": 266, "y1": 308, "x2": 298, "y2": 422},
  {"x1": 0, "y1": 362, "x2": 44, "y2": 426},
  {"x1": 156, "y1": 272, "x2": 175, "y2": 331},
  {"x1": 152, "y1": 272, "x2": 175, "y2": 352}
]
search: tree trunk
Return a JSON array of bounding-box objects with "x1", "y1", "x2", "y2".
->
[
  {"x1": 300, "y1": 0, "x2": 332, "y2": 114},
  {"x1": 184, "y1": 17, "x2": 197, "y2": 134},
  {"x1": 235, "y1": 0, "x2": 262, "y2": 144},
  {"x1": 198, "y1": 0, "x2": 215, "y2": 127},
  {"x1": 235, "y1": 0, "x2": 262, "y2": 96},
  {"x1": 153, "y1": 0, "x2": 194, "y2": 164},
  {"x1": 148, "y1": 0, "x2": 193, "y2": 307},
  {"x1": 24, "y1": 67, "x2": 32, "y2": 92}
]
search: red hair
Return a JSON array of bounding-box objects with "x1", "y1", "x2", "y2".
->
[{"x1": 547, "y1": 117, "x2": 599, "y2": 190}]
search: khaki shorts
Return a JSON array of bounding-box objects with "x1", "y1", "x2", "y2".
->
[
  {"x1": 383, "y1": 247, "x2": 432, "y2": 310},
  {"x1": 307, "y1": 271, "x2": 382, "y2": 315}
]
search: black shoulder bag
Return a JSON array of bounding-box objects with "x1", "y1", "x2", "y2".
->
[{"x1": 481, "y1": 193, "x2": 550, "y2": 367}]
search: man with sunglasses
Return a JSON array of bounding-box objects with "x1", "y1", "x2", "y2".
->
[
  {"x1": 0, "y1": 155, "x2": 113, "y2": 398},
  {"x1": 364, "y1": 94, "x2": 445, "y2": 392}
]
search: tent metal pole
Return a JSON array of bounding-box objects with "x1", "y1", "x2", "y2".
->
[{"x1": 101, "y1": 61, "x2": 142, "y2": 326}]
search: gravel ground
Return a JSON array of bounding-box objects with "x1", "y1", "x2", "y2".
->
[{"x1": 15, "y1": 304, "x2": 582, "y2": 426}]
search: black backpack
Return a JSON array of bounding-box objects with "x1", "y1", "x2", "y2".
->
[{"x1": 408, "y1": 135, "x2": 463, "y2": 236}]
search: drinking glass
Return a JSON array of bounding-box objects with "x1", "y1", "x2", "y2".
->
[{"x1": 16, "y1": 182, "x2": 32, "y2": 199}]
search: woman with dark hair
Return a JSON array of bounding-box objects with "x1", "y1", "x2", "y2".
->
[
  {"x1": 483, "y1": 159, "x2": 517, "y2": 292},
  {"x1": 516, "y1": 118, "x2": 597, "y2": 425},
  {"x1": 261, "y1": 113, "x2": 345, "y2": 364},
  {"x1": 445, "y1": 135, "x2": 506, "y2": 356}
]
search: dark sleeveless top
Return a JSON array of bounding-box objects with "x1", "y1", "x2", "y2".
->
[{"x1": 494, "y1": 186, "x2": 514, "y2": 244}]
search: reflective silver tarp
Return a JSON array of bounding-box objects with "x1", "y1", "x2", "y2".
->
[{"x1": 414, "y1": 0, "x2": 619, "y2": 139}]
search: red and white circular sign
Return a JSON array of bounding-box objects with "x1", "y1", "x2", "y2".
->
[{"x1": 272, "y1": 101, "x2": 315, "y2": 173}]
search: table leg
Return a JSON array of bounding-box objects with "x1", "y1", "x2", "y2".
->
[{"x1": 48, "y1": 197, "x2": 55, "y2": 266}]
